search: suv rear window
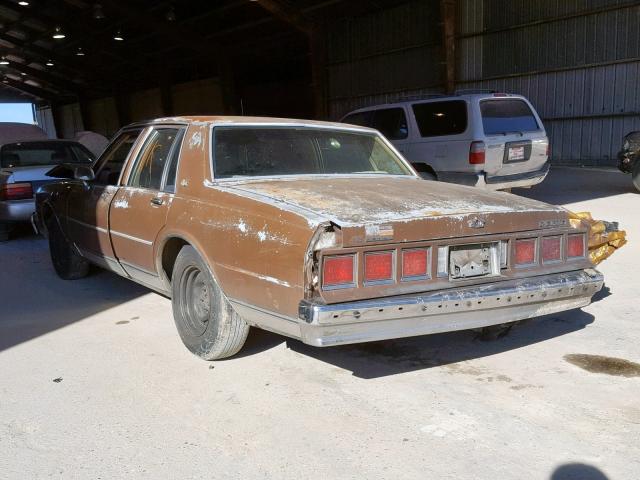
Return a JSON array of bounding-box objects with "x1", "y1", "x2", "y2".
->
[
  {"x1": 0, "y1": 142, "x2": 93, "y2": 168},
  {"x1": 412, "y1": 100, "x2": 467, "y2": 137},
  {"x1": 480, "y1": 99, "x2": 539, "y2": 135}
]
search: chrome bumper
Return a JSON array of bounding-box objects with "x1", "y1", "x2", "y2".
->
[
  {"x1": 298, "y1": 269, "x2": 603, "y2": 347},
  {"x1": 0, "y1": 198, "x2": 35, "y2": 223}
]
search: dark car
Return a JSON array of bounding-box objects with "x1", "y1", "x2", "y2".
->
[
  {"x1": 0, "y1": 140, "x2": 94, "y2": 241},
  {"x1": 617, "y1": 131, "x2": 640, "y2": 192}
]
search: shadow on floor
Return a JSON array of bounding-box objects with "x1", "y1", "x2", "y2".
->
[
  {"x1": 238, "y1": 308, "x2": 595, "y2": 379},
  {"x1": 0, "y1": 230, "x2": 147, "y2": 353},
  {"x1": 550, "y1": 463, "x2": 609, "y2": 480},
  {"x1": 514, "y1": 167, "x2": 635, "y2": 204}
]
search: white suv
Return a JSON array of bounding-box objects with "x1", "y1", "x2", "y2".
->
[{"x1": 341, "y1": 93, "x2": 550, "y2": 190}]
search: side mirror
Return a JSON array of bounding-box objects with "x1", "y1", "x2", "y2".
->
[{"x1": 73, "y1": 165, "x2": 95, "y2": 182}]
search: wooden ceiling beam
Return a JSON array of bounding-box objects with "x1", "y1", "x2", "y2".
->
[{"x1": 251, "y1": 0, "x2": 313, "y2": 35}]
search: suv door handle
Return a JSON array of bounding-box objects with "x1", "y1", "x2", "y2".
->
[{"x1": 150, "y1": 197, "x2": 164, "y2": 206}]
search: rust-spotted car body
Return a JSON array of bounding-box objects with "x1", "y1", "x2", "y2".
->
[{"x1": 35, "y1": 116, "x2": 603, "y2": 360}]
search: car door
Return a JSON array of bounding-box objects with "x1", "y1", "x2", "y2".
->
[
  {"x1": 66, "y1": 128, "x2": 145, "y2": 273},
  {"x1": 109, "y1": 126, "x2": 186, "y2": 290}
]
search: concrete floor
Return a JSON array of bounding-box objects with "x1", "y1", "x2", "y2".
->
[{"x1": 0, "y1": 167, "x2": 638, "y2": 479}]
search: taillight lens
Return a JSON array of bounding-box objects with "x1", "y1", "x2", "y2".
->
[
  {"x1": 402, "y1": 248, "x2": 429, "y2": 278},
  {"x1": 515, "y1": 238, "x2": 537, "y2": 265},
  {"x1": 469, "y1": 141, "x2": 485, "y2": 164},
  {"x1": 542, "y1": 236, "x2": 562, "y2": 263},
  {"x1": 0, "y1": 182, "x2": 33, "y2": 201},
  {"x1": 364, "y1": 251, "x2": 393, "y2": 282},
  {"x1": 546, "y1": 142, "x2": 551, "y2": 157},
  {"x1": 322, "y1": 255, "x2": 355, "y2": 287},
  {"x1": 567, "y1": 234, "x2": 586, "y2": 258}
]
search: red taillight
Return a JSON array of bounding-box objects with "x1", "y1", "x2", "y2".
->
[
  {"x1": 542, "y1": 236, "x2": 562, "y2": 263},
  {"x1": 402, "y1": 248, "x2": 429, "y2": 278},
  {"x1": 0, "y1": 182, "x2": 33, "y2": 201},
  {"x1": 567, "y1": 234, "x2": 585, "y2": 258},
  {"x1": 322, "y1": 255, "x2": 354, "y2": 287},
  {"x1": 469, "y1": 141, "x2": 485, "y2": 164},
  {"x1": 546, "y1": 142, "x2": 551, "y2": 157},
  {"x1": 364, "y1": 251, "x2": 393, "y2": 282},
  {"x1": 515, "y1": 238, "x2": 537, "y2": 266}
]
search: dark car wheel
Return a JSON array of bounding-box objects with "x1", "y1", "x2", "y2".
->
[
  {"x1": 633, "y1": 160, "x2": 640, "y2": 192},
  {"x1": 48, "y1": 217, "x2": 90, "y2": 280},
  {"x1": 171, "y1": 245, "x2": 249, "y2": 360}
]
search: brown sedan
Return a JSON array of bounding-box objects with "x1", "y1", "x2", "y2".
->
[{"x1": 35, "y1": 116, "x2": 603, "y2": 360}]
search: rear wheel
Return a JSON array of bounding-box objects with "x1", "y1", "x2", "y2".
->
[
  {"x1": 171, "y1": 246, "x2": 249, "y2": 360},
  {"x1": 48, "y1": 217, "x2": 89, "y2": 279},
  {"x1": 632, "y1": 161, "x2": 640, "y2": 192}
]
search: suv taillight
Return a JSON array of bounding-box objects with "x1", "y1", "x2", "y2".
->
[
  {"x1": 0, "y1": 182, "x2": 33, "y2": 201},
  {"x1": 469, "y1": 141, "x2": 485, "y2": 164}
]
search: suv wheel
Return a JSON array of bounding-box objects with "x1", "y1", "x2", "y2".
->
[{"x1": 171, "y1": 245, "x2": 249, "y2": 360}]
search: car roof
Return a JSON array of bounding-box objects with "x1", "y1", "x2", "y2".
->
[
  {"x1": 2, "y1": 139, "x2": 85, "y2": 147},
  {"x1": 125, "y1": 116, "x2": 378, "y2": 133}
]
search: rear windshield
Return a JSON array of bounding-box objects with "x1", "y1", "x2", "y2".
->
[
  {"x1": 0, "y1": 142, "x2": 93, "y2": 168},
  {"x1": 213, "y1": 127, "x2": 413, "y2": 178},
  {"x1": 412, "y1": 100, "x2": 468, "y2": 137},
  {"x1": 480, "y1": 99, "x2": 540, "y2": 135}
]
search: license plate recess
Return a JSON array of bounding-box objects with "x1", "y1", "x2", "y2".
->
[{"x1": 449, "y1": 242, "x2": 500, "y2": 280}]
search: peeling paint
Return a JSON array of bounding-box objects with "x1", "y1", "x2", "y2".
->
[
  {"x1": 188, "y1": 131, "x2": 202, "y2": 149},
  {"x1": 113, "y1": 199, "x2": 129, "y2": 209}
]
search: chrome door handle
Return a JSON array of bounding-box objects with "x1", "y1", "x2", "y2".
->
[{"x1": 150, "y1": 197, "x2": 163, "y2": 206}]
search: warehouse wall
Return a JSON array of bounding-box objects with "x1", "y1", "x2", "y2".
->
[
  {"x1": 457, "y1": 0, "x2": 640, "y2": 166},
  {"x1": 326, "y1": 0, "x2": 443, "y2": 120},
  {"x1": 55, "y1": 78, "x2": 225, "y2": 139}
]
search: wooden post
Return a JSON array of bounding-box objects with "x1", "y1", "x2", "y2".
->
[
  {"x1": 440, "y1": 0, "x2": 456, "y2": 94},
  {"x1": 310, "y1": 25, "x2": 327, "y2": 120}
]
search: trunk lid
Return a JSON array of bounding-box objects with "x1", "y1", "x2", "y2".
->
[{"x1": 223, "y1": 176, "x2": 568, "y2": 246}]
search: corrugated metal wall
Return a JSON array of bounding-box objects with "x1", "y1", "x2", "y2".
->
[
  {"x1": 457, "y1": 0, "x2": 640, "y2": 165},
  {"x1": 326, "y1": 0, "x2": 639, "y2": 165},
  {"x1": 326, "y1": 0, "x2": 443, "y2": 119}
]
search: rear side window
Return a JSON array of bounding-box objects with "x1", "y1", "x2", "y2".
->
[
  {"x1": 371, "y1": 108, "x2": 408, "y2": 140},
  {"x1": 412, "y1": 100, "x2": 467, "y2": 137},
  {"x1": 480, "y1": 99, "x2": 539, "y2": 135},
  {"x1": 129, "y1": 128, "x2": 184, "y2": 190},
  {"x1": 343, "y1": 109, "x2": 408, "y2": 140}
]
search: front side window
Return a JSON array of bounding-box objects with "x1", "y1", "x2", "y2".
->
[
  {"x1": 94, "y1": 129, "x2": 143, "y2": 185},
  {"x1": 213, "y1": 127, "x2": 413, "y2": 179},
  {"x1": 128, "y1": 128, "x2": 184, "y2": 190},
  {"x1": 412, "y1": 100, "x2": 468, "y2": 137},
  {"x1": 372, "y1": 108, "x2": 408, "y2": 140},
  {"x1": 480, "y1": 99, "x2": 540, "y2": 135},
  {"x1": 0, "y1": 142, "x2": 94, "y2": 168}
]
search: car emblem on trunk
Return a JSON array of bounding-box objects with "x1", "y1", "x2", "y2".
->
[{"x1": 468, "y1": 217, "x2": 485, "y2": 228}]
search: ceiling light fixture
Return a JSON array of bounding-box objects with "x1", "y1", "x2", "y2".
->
[
  {"x1": 52, "y1": 26, "x2": 65, "y2": 39},
  {"x1": 76, "y1": 47, "x2": 85, "y2": 56},
  {"x1": 0, "y1": 56, "x2": 9, "y2": 65},
  {"x1": 18, "y1": 1, "x2": 30, "y2": 6},
  {"x1": 46, "y1": 59, "x2": 54, "y2": 66},
  {"x1": 165, "y1": 6, "x2": 176, "y2": 21},
  {"x1": 20, "y1": 72, "x2": 26, "y2": 76},
  {"x1": 93, "y1": 3, "x2": 105, "y2": 20},
  {"x1": 113, "y1": 30, "x2": 124, "y2": 41}
]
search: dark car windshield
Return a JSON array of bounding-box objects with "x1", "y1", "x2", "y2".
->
[
  {"x1": 213, "y1": 127, "x2": 413, "y2": 178},
  {"x1": 0, "y1": 141, "x2": 94, "y2": 168},
  {"x1": 480, "y1": 99, "x2": 540, "y2": 135}
]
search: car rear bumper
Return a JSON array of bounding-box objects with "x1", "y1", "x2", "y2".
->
[
  {"x1": 482, "y1": 161, "x2": 550, "y2": 190},
  {"x1": 297, "y1": 268, "x2": 603, "y2": 347},
  {"x1": 0, "y1": 198, "x2": 35, "y2": 223}
]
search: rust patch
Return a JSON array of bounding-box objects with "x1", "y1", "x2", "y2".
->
[{"x1": 564, "y1": 354, "x2": 640, "y2": 377}]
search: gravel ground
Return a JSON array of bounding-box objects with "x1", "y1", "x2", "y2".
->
[{"x1": 0, "y1": 167, "x2": 638, "y2": 479}]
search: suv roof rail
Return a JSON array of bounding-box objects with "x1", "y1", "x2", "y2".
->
[
  {"x1": 395, "y1": 93, "x2": 448, "y2": 102},
  {"x1": 453, "y1": 88, "x2": 499, "y2": 95}
]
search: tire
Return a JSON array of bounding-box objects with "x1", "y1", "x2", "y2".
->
[
  {"x1": 632, "y1": 161, "x2": 640, "y2": 192},
  {"x1": 48, "y1": 217, "x2": 90, "y2": 280},
  {"x1": 171, "y1": 245, "x2": 249, "y2": 360}
]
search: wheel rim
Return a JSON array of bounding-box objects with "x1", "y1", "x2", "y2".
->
[{"x1": 179, "y1": 265, "x2": 211, "y2": 337}]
